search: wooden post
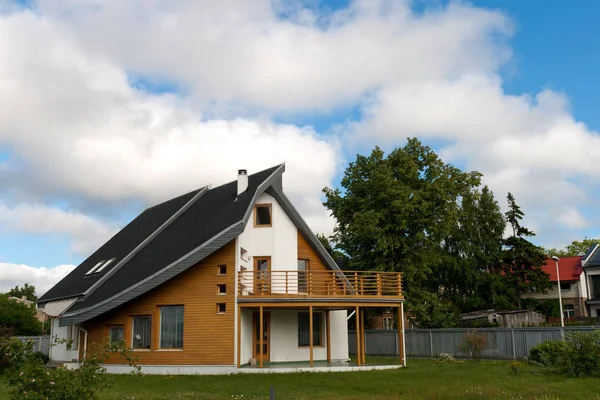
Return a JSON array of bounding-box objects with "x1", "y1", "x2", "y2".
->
[
  {"x1": 326, "y1": 310, "x2": 331, "y2": 362},
  {"x1": 377, "y1": 274, "x2": 382, "y2": 296},
  {"x1": 237, "y1": 305, "x2": 242, "y2": 368},
  {"x1": 360, "y1": 306, "x2": 366, "y2": 365},
  {"x1": 398, "y1": 304, "x2": 405, "y2": 366},
  {"x1": 355, "y1": 306, "x2": 361, "y2": 366},
  {"x1": 259, "y1": 306, "x2": 264, "y2": 368},
  {"x1": 309, "y1": 272, "x2": 313, "y2": 295},
  {"x1": 309, "y1": 306, "x2": 314, "y2": 367}
]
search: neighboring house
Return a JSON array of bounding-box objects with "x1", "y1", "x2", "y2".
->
[
  {"x1": 523, "y1": 255, "x2": 588, "y2": 318},
  {"x1": 9, "y1": 295, "x2": 48, "y2": 323},
  {"x1": 582, "y1": 243, "x2": 600, "y2": 317},
  {"x1": 460, "y1": 310, "x2": 545, "y2": 327},
  {"x1": 37, "y1": 165, "x2": 405, "y2": 374}
]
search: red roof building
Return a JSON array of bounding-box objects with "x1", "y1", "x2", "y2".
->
[{"x1": 541, "y1": 256, "x2": 583, "y2": 282}]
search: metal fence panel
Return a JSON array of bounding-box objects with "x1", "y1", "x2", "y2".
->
[
  {"x1": 14, "y1": 336, "x2": 50, "y2": 355},
  {"x1": 349, "y1": 327, "x2": 598, "y2": 359}
]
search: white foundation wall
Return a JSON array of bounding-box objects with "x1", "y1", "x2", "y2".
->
[
  {"x1": 329, "y1": 310, "x2": 349, "y2": 361},
  {"x1": 50, "y1": 319, "x2": 79, "y2": 362},
  {"x1": 240, "y1": 309, "x2": 253, "y2": 365}
]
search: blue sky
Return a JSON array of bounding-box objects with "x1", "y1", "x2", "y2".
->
[{"x1": 1, "y1": 0, "x2": 600, "y2": 293}]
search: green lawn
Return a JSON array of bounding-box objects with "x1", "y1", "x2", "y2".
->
[{"x1": 2, "y1": 358, "x2": 600, "y2": 400}]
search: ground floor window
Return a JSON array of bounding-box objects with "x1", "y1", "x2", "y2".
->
[
  {"x1": 132, "y1": 315, "x2": 152, "y2": 349},
  {"x1": 160, "y1": 305, "x2": 184, "y2": 348},
  {"x1": 383, "y1": 316, "x2": 393, "y2": 330},
  {"x1": 108, "y1": 325, "x2": 124, "y2": 344},
  {"x1": 564, "y1": 304, "x2": 575, "y2": 318},
  {"x1": 298, "y1": 312, "x2": 322, "y2": 346},
  {"x1": 67, "y1": 325, "x2": 79, "y2": 350}
]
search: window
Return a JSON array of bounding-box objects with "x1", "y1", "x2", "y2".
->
[
  {"x1": 85, "y1": 261, "x2": 104, "y2": 276},
  {"x1": 591, "y1": 275, "x2": 600, "y2": 299},
  {"x1": 383, "y1": 317, "x2": 393, "y2": 330},
  {"x1": 254, "y1": 204, "x2": 272, "y2": 227},
  {"x1": 217, "y1": 303, "x2": 226, "y2": 314},
  {"x1": 560, "y1": 282, "x2": 571, "y2": 291},
  {"x1": 67, "y1": 325, "x2": 79, "y2": 350},
  {"x1": 108, "y1": 326, "x2": 124, "y2": 344},
  {"x1": 160, "y1": 306, "x2": 184, "y2": 349},
  {"x1": 217, "y1": 284, "x2": 227, "y2": 295},
  {"x1": 95, "y1": 258, "x2": 115, "y2": 273},
  {"x1": 240, "y1": 248, "x2": 248, "y2": 261},
  {"x1": 298, "y1": 312, "x2": 322, "y2": 346},
  {"x1": 132, "y1": 315, "x2": 152, "y2": 349},
  {"x1": 218, "y1": 265, "x2": 227, "y2": 275},
  {"x1": 297, "y1": 260, "x2": 308, "y2": 293},
  {"x1": 563, "y1": 304, "x2": 575, "y2": 318}
]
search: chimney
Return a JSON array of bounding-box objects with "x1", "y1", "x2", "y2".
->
[{"x1": 237, "y1": 169, "x2": 248, "y2": 195}]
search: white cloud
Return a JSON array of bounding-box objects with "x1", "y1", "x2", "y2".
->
[
  {"x1": 0, "y1": 263, "x2": 75, "y2": 296},
  {"x1": 0, "y1": 203, "x2": 118, "y2": 255}
]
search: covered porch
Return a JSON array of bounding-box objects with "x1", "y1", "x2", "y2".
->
[{"x1": 236, "y1": 301, "x2": 406, "y2": 369}]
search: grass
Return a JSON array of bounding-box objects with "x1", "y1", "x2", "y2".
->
[{"x1": 2, "y1": 358, "x2": 600, "y2": 400}]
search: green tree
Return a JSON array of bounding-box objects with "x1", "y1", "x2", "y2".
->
[
  {"x1": 323, "y1": 138, "x2": 481, "y2": 326},
  {"x1": 545, "y1": 238, "x2": 600, "y2": 257},
  {"x1": 498, "y1": 193, "x2": 551, "y2": 308},
  {"x1": 7, "y1": 284, "x2": 37, "y2": 302},
  {"x1": 0, "y1": 295, "x2": 42, "y2": 336}
]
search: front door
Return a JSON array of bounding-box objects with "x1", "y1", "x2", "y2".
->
[
  {"x1": 255, "y1": 257, "x2": 271, "y2": 294},
  {"x1": 253, "y1": 312, "x2": 270, "y2": 362}
]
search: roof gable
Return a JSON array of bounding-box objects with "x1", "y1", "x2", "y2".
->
[
  {"x1": 57, "y1": 165, "x2": 285, "y2": 325},
  {"x1": 541, "y1": 256, "x2": 583, "y2": 281}
]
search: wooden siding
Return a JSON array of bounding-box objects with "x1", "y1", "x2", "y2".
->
[
  {"x1": 297, "y1": 231, "x2": 328, "y2": 272},
  {"x1": 298, "y1": 231, "x2": 332, "y2": 295},
  {"x1": 80, "y1": 240, "x2": 236, "y2": 365}
]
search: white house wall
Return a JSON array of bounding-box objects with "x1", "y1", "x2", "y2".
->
[
  {"x1": 237, "y1": 192, "x2": 298, "y2": 294},
  {"x1": 329, "y1": 310, "x2": 349, "y2": 361},
  {"x1": 50, "y1": 319, "x2": 79, "y2": 362},
  {"x1": 240, "y1": 309, "x2": 253, "y2": 365}
]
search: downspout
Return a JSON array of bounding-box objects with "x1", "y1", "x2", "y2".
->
[
  {"x1": 347, "y1": 310, "x2": 356, "y2": 320},
  {"x1": 577, "y1": 281, "x2": 584, "y2": 317}
]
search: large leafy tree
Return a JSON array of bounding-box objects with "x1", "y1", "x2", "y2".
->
[
  {"x1": 545, "y1": 238, "x2": 600, "y2": 257},
  {"x1": 7, "y1": 284, "x2": 37, "y2": 302},
  {"x1": 498, "y1": 193, "x2": 551, "y2": 308},
  {"x1": 323, "y1": 138, "x2": 482, "y2": 326},
  {"x1": 0, "y1": 295, "x2": 42, "y2": 336}
]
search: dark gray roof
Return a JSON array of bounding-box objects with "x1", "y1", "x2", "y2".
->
[
  {"x1": 585, "y1": 243, "x2": 600, "y2": 267},
  {"x1": 583, "y1": 243, "x2": 599, "y2": 264},
  {"x1": 46, "y1": 164, "x2": 342, "y2": 326}
]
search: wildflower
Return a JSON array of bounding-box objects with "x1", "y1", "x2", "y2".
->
[
  {"x1": 19, "y1": 372, "x2": 24, "y2": 376},
  {"x1": 50, "y1": 381, "x2": 55, "y2": 385},
  {"x1": 31, "y1": 378, "x2": 35, "y2": 382}
]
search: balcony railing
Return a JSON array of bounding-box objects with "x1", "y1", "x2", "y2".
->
[{"x1": 238, "y1": 270, "x2": 403, "y2": 298}]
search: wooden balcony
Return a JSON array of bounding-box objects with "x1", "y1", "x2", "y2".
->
[{"x1": 237, "y1": 270, "x2": 403, "y2": 300}]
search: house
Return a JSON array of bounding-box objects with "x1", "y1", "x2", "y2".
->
[
  {"x1": 460, "y1": 310, "x2": 545, "y2": 327},
  {"x1": 582, "y1": 243, "x2": 600, "y2": 317},
  {"x1": 37, "y1": 165, "x2": 405, "y2": 374},
  {"x1": 523, "y1": 256, "x2": 588, "y2": 318},
  {"x1": 8, "y1": 295, "x2": 48, "y2": 324}
]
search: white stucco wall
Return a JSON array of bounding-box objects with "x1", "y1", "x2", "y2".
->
[
  {"x1": 237, "y1": 192, "x2": 298, "y2": 295},
  {"x1": 329, "y1": 310, "x2": 349, "y2": 361},
  {"x1": 524, "y1": 282, "x2": 582, "y2": 300},
  {"x1": 240, "y1": 309, "x2": 253, "y2": 365},
  {"x1": 50, "y1": 319, "x2": 79, "y2": 362}
]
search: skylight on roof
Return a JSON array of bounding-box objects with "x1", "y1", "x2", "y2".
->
[
  {"x1": 95, "y1": 258, "x2": 115, "y2": 273},
  {"x1": 85, "y1": 261, "x2": 105, "y2": 276}
]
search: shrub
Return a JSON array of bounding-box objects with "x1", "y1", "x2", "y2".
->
[
  {"x1": 529, "y1": 330, "x2": 600, "y2": 377},
  {"x1": 459, "y1": 331, "x2": 487, "y2": 360},
  {"x1": 529, "y1": 340, "x2": 568, "y2": 366},
  {"x1": 437, "y1": 353, "x2": 455, "y2": 362},
  {"x1": 4, "y1": 337, "x2": 141, "y2": 400}
]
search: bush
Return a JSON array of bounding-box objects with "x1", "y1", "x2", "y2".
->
[
  {"x1": 529, "y1": 330, "x2": 600, "y2": 377},
  {"x1": 3, "y1": 337, "x2": 141, "y2": 400},
  {"x1": 529, "y1": 340, "x2": 568, "y2": 366},
  {"x1": 459, "y1": 331, "x2": 487, "y2": 360}
]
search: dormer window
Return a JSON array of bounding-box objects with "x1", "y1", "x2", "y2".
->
[
  {"x1": 95, "y1": 258, "x2": 115, "y2": 273},
  {"x1": 85, "y1": 258, "x2": 116, "y2": 276},
  {"x1": 85, "y1": 261, "x2": 105, "y2": 276},
  {"x1": 254, "y1": 204, "x2": 272, "y2": 227}
]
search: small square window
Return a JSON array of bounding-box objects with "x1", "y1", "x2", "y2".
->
[
  {"x1": 254, "y1": 204, "x2": 272, "y2": 227},
  {"x1": 218, "y1": 265, "x2": 227, "y2": 275},
  {"x1": 560, "y1": 282, "x2": 571, "y2": 291},
  {"x1": 217, "y1": 284, "x2": 227, "y2": 295},
  {"x1": 217, "y1": 303, "x2": 226, "y2": 314},
  {"x1": 108, "y1": 325, "x2": 125, "y2": 344}
]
